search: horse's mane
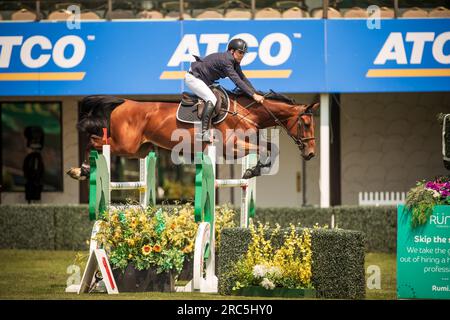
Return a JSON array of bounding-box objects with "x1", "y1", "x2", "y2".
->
[
  {"x1": 265, "y1": 91, "x2": 297, "y2": 105},
  {"x1": 226, "y1": 89, "x2": 297, "y2": 105}
]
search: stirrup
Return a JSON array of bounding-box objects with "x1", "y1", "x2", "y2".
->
[
  {"x1": 202, "y1": 130, "x2": 211, "y2": 142},
  {"x1": 195, "y1": 130, "x2": 215, "y2": 143}
]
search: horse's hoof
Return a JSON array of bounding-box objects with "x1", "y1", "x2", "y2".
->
[
  {"x1": 242, "y1": 167, "x2": 261, "y2": 179},
  {"x1": 66, "y1": 168, "x2": 86, "y2": 181},
  {"x1": 242, "y1": 169, "x2": 252, "y2": 179}
]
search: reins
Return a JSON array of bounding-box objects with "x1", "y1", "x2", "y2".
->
[{"x1": 230, "y1": 91, "x2": 316, "y2": 150}]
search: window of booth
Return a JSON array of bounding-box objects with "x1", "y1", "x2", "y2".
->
[
  {"x1": 0, "y1": 0, "x2": 37, "y2": 20},
  {"x1": 1, "y1": 0, "x2": 449, "y2": 21},
  {"x1": 398, "y1": 0, "x2": 449, "y2": 18},
  {"x1": 186, "y1": 0, "x2": 251, "y2": 19},
  {"x1": 1, "y1": 102, "x2": 63, "y2": 192},
  {"x1": 335, "y1": 0, "x2": 394, "y2": 9},
  {"x1": 0, "y1": 0, "x2": 108, "y2": 20}
]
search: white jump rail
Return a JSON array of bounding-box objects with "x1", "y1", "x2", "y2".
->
[
  {"x1": 358, "y1": 191, "x2": 406, "y2": 206},
  {"x1": 102, "y1": 144, "x2": 152, "y2": 209}
]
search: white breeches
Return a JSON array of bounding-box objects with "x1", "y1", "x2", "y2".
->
[{"x1": 184, "y1": 72, "x2": 217, "y2": 105}]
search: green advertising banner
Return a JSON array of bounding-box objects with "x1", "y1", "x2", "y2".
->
[{"x1": 397, "y1": 205, "x2": 450, "y2": 299}]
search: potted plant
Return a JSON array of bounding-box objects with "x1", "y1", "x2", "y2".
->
[
  {"x1": 404, "y1": 176, "x2": 450, "y2": 227},
  {"x1": 229, "y1": 223, "x2": 316, "y2": 298},
  {"x1": 94, "y1": 204, "x2": 198, "y2": 292}
]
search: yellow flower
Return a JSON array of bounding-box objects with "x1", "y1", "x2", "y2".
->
[
  {"x1": 139, "y1": 214, "x2": 147, "y2": 224},
  {"x1": 126, "y1": 238, "x2": 135, "y2": 247},
  {"x1": 183, "y1": 244, "x2": 193, "y2": 253},
  {"x1": 128, "y1": 254, "x2": 133, "y2": 259},
  {"x1": 141, "y1": 245, "x2": 152, "y2": 256},
  {"x1": 153, "y1": 244, "x2": 161, "y2": 253}
]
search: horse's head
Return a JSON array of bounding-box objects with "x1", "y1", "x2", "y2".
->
[
  {"x1": 236, "y1": 91, "x2": 319, "y2": 161},
  {"x1": 287, "y1": 102, "x2": 319, "y2": 161}
]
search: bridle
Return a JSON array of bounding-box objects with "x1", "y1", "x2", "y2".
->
[
  {"x1": 241, "y1": 91, "x2": 316, "y2": 150},
  {"x1": 287, "y1": 111, "x2": 316, "y2": 150}
]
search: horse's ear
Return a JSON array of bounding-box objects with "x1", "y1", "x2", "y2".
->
[{"x1": 306, "y1": 102, "x2": 320, "y2": 113}]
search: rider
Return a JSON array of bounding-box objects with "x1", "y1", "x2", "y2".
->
[{"x1": 184, "y1": 38, "x2": 265, "y2": 141}]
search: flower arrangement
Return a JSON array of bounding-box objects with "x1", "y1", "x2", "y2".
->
[
  {"x1": 231, "y1": 222, "x2": 313, "y2": 293},
  {"x1": 95, "y1": 204, "x2": 196, "y2": 275},
  {"x1": 94, "y1": 203, "x2": 236, "y2": 276},
  {"x1": 405, "y1": 176, "x2": 450, "y2": 226}
]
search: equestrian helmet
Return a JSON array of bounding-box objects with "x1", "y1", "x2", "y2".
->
[{"x1": 227, "y1": 38, "x2": 248, "y2": 53}]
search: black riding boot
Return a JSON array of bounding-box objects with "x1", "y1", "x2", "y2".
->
[{"x1": 200, "y1": 100, "x2": 215, "y2": 142}]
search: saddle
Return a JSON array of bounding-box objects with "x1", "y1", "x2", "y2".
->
[{"x1": 176, "y1": 85, "x2": 230, "y2": 125}]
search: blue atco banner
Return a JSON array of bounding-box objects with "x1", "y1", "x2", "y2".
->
[
  {"x1": 0, "y1": 19, "x2": 449, "y2": 96},
  {"x1": 0, "y1": 20, "x2": 324, "y2": 96},
  {"x1": 327, "y1": 19, "x2": 450, "y2": 92}
]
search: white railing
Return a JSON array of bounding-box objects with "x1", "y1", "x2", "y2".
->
[{"x1": 358, "y1": 191, "x2": 406, "y2": 206}]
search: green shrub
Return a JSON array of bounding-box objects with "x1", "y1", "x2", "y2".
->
[
  {"x1": 332, "y1": 206, "x2": 396, "y2": 253},
  {"x1": 0, "y1": 205, "x2": 57, "y2": 250},
  {"x1": 0, "y1": 204, "x2": 91, "y2": 250},
  {"x1": 0, "y1": 204, "x2": 396, "y2": 253},
  {"x1": 218, "y1": 227, "x2": 366, "y2": 299},
  {"x1": 54, "y1": 205, "x2": 93, "y2": 250},
  {"x1": 253, "y1": 207, "x2": 333, "y2": 228},
  {"x1": 255, "y1": 206, "x2": 396, "y2": 252}
]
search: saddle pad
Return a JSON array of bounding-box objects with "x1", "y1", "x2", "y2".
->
[
  {"x1": 181, "y1": 92, "x2": 197, "y2": 105},
  {"x1": 176, "y1": 103, "x2": 228, "y2": 125},
  {"x1": 176, "y1": 87, "x2": 230, "y2": 125}
]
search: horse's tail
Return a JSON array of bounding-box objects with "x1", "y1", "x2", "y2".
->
[{"x1": 77, "y1": 95, "x2": 125, "y2": 137}]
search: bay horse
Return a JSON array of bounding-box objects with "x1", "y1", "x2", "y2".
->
[{"x1": 67, "y1": 91, "x2": 319, "y2": 180}]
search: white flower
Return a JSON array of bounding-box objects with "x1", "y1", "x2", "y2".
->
[
  {"x1": 267, "y1": 266, "x2": 282, "y2": 278},
  {"x1": 252, "y1": 265, "x2": 267, "y2": 278},
  {"x1": 426, "y1": 188, "x2": 441, "y2": 199},
  {"x1": 260, "y1": 278, "x2": 275, "y2": 290}
]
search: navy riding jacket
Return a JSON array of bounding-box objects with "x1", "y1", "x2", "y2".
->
[{"x1": 189, "y1": 51, "x2": 256, "y2": 97}]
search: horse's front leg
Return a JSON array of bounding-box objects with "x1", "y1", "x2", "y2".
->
[
  {"x1": 132, "y1": 143, "x2": 155, "y2": 159},
  {"x1": 227, "y1": 138, "x2": 276, "y2": 179},
  {"x1": 242, "y1": 156, "x2": 273, "y2": 180}
]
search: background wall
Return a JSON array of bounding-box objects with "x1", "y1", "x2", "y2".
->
[{"x1": 340, "y1": 92, "x2": 450, "y2": 205}]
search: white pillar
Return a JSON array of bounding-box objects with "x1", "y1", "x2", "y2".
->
[
  {"x1": 102, "y1": 144, "x2": 111, "y2": 207},
  {"x1": 204, "y1": 145, "x2": 218, "y2": 292},
  {"x1": 320, "y1": 93, "x2": 330, "y2": 209},
  {"x1": 139, "y1": 158, "x2": 147, "y2": 207}
]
